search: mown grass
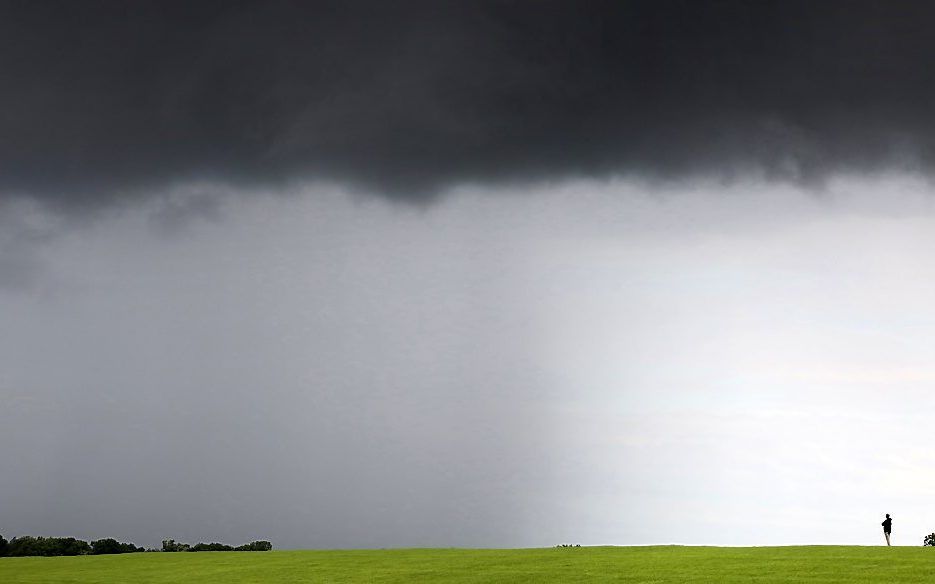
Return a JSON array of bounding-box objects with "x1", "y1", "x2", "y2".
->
[{"x1": 1, "y1": 545, "x2": 933, "y2": 583}]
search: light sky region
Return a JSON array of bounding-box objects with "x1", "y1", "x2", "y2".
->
[{"x1": 3, "y1": 175, "x2": 935, "y2": 549}]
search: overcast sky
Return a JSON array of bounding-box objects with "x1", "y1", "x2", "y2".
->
[{"x1": 3, "y1": 1, "x2": 935, "y2": 549}]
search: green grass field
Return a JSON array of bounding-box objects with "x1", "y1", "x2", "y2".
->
[{"x1": 1, "y1": 546, "x2": 933, "y2": 583}]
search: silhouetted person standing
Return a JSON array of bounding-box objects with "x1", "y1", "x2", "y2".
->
[{"x1": 882, "y1": 514, "x2": 892, "y2": 546}]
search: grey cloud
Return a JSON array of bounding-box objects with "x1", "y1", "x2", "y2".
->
[
  {"x1": 3, "y1": 0, "x2": 935, "y2": 209},
  {"x1": 147, "y1": 192, "x2": 222, "y2": 236},
  {"x1": 0, "y1": 191, "x2": 564, "y2": 547},
  {"x1": 0, "y1": 250, "x2": 43, "y2": 291},
  {"x1": 0, "y1": 202, "x2": 62, "y2": 291}
]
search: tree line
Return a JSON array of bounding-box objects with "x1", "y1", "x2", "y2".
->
[
  {"x1": 161, "y1": 539, "x2": 272, "y2": 552},
  {"x1": 0, "y1": 535, "x2": 271, "y2": 557}
]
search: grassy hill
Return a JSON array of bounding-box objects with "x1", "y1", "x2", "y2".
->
[{"x1": 2, "y1": 545, "x2": 933, "y2": 583}]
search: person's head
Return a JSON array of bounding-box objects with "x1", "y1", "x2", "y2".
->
[{"x1": 886, "y1": 514, "x2": 890, "y2": 518}]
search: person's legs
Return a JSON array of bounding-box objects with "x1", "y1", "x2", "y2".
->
[{"x1": 885, "y1": 532, "x2": 891, "y2": 546}]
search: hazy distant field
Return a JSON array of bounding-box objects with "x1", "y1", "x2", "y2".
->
[{"x1": 2, "y1": 545, "x2": 933, "y2": 583}]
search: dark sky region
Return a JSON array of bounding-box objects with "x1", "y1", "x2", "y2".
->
[
  {"x1": 3, "y1": 1, "x2": 935, "y2": 549},
  {"x1": 5, "y1": 0, "x2": 935, "y2": 205}
]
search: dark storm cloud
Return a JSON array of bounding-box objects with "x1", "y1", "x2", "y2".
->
[{"x1": 3, "y1": 0, "x2": 935, "y2": 205}]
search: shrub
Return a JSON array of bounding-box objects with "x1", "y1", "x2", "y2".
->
[
  {"x1": 190, "y1": 542, "x2": 234, "y2": 552},
  {"x1": 0, "y1": 535, "x2": 140, "y2": 556},
  {"x1": 91, "y1": 538, "x2": 143, "y2": 555},
  {"x1": 161, "y1": 539, "x2": 191, "y2": 552},
  {"x1": 162, "y1": 539, "x2": 272, "y2": 552},
  {"x1": 7, "y1": 536, "x2": 91, "y2": 557},
  {"x1": 924, "y1": 533, "x2": 935, "y2": 546},
  {"x1": 235, "y1": 540, "x2": 272, "y2": 551}
]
